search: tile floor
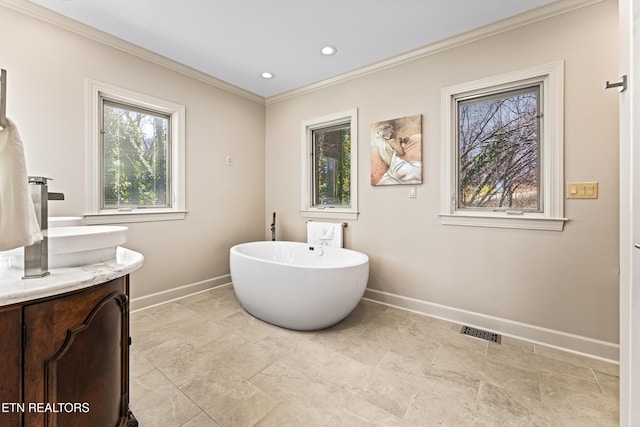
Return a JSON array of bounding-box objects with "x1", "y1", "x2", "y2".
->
[{"x1": 129, "y1": 285, "x2": 619, "y2": 426}]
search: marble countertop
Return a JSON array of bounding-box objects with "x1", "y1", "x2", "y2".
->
[{"x1": 0, "y1": 247, "x2": 143, "y2": 307}]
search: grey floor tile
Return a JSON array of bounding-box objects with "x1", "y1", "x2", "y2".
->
[
  {"x1": 215, "y1": 310, "x2": 283, "y2": 342},
  {"x1": 354, "y1": 366, "x2": 423, "y2": 419},
  {"x1": 594, "y1": 369, "x2": 620, "y2": 397},
  {"x1": 534, "y1": 344, "x2": 620, "y2": 377},
  {"x1": 539, "y1": 371, "x2": 619, "y2": 425},
  {"x1": 327, "y1": 396, "x2": 404, "y2": 426},
  {"x1": 130, "y1": 287, "x2": 620, "y2": 426},
  {"x1": 213, "y1": 337, "x2": 285, "y2": 379},
  {"x1": 180, "y1": 360, "x2": 277, "y2": 426},
  {"x1": 251, "y1": 361, "x2": 351, "y2": 426},
  {"x1": 142, "y1": 301, "x2": 201, "y2": 324},
  {"x1": 402, "y1": 373, "x2": 481, "y2": 425},
  {"x1": 486, "y1": 340, "x2": 597, "y2": 382},
  {"x1": 500, "y1": 335, "x2": 536, "y2": 352},
  {"x1": 129, "y1": 369, "x2": 201, "y2": 427},
  {"x1": 142, "y1": 339, "x2": 223, "y2": 387},
  {"x1": 130, "y1": 346, "x2": 155, "y2": 379},
  {"x1": 131, "y1": 313, "x2": 227, "y2": 352},
  {"x1": 180, "y1": 411, "x2": 221, "y2": 426},
  {"x1": 474, "y1": 382, "x2": 558, "y2": 426},
  {"x1": 176, "y1": 291, "x2": 241, "y2": 321}
]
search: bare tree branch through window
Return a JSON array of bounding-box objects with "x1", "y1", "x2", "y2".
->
[{"x1": 457, "y1": 85, "x2": 541, "y2": 211}]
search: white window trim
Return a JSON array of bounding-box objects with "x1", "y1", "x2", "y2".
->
[
  {"x1": 440, "y1": 61, "x2": 567, "y2": 231},
  {"x1": 85, "y1": 80, "x2": 186, "y2": 224},
  {"x1": 300, "y1": 108, "x2": 359, "y2": 220}
]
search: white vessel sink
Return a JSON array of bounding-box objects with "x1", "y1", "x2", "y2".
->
[
  {"x1": 48, "y1": 226, "x2": 127, "y2": 267},
  {"x1": 0, "y1": 225, "x2": 127, "y2": 269}
]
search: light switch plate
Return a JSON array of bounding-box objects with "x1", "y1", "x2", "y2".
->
[{"x1": 567, "y1": 182, "x2": 598, "y2": 199}]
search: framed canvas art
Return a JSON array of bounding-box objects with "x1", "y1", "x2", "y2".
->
[{"x1": 370, "y1": 114, "x2": 422, "y2": 185}]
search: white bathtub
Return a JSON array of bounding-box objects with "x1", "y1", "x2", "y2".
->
[{"x1": 229, "y1": 241, "x2": 369, "y2": 331}]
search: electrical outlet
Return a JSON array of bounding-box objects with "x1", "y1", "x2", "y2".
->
[{"x1": 567, "y1": 182, "x2": 598, "y2": 199}]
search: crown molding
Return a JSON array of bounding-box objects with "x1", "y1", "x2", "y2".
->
[
  {"x1": 0, "y1": 0, "x2": 265, "y2": 105},
  {"x1": 1, "y1": 0, "x2": 602, "y2": 106},
  {"x1": 266, "y1": 0, "x2": 603, "y2": 105}
]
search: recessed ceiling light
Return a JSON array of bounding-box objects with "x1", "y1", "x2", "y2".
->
[
  {"x1": 321, "y1": 46, "x2": 337, "y2": 56},
  {"x1": 261, "y1": 72, "x2": 274, "y2": 79}
]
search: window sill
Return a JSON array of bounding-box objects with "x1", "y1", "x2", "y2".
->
[
  {"x1": 439, "y1": 213, "x2": 567, "y2": 231},
  {"x1": 300, "y1": 209, "x2": 359, "y2": 221},
  {"x1": 84, "y1": 210, "x2": 187, "y2": 225}
]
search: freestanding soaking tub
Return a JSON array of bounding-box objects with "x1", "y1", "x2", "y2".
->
[{"x1": 229, "y1": 241, "x2": 369, "y2": 330}]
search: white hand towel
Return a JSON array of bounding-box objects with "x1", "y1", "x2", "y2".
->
[
  {"x1": 0, "y1": 119, "x2": 43, "y2": 251},
  {"x1": 307, "y1": 221, "x2": 343, "y2": 248}
]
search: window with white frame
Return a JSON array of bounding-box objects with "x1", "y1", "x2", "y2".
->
[
  {"x1": 440, "y1": 62, "x2": 566, "y2": 231},
  {"x1": 86, "y1": 80, "x2": 186, "y2": 224},
  {"x1": 301, "y1": 109, "x2": 358, "y2": 220}
]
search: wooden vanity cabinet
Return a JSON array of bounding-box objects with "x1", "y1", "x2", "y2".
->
[
  {"x1": 0, "y1": 305, "x2": 22, "y2": 426},
  {"x1": 0, "y1": 275, "x2": 137, "y2": 427}
]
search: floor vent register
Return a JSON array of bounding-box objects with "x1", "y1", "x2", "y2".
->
[{"x1": 460, "y1": 325, "x2": 501, "y2": 344}]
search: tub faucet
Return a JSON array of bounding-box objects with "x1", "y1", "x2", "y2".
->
[
  {"x1": 270, "y1": 212, "x2": 276, "y2": 241},
  {"x1": 23, "y1": 176, "x2": 64, "y2": 279}
]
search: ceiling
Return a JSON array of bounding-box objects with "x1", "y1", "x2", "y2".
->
[{"x1": 27, "y1": 0, "x2": 559, "y2": 98}]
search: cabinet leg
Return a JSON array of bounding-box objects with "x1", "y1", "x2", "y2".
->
[{"x1": 126, "y1": 409, "x2": 138, "y2": 427}]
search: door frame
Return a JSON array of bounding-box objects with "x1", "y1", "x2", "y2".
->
[{"x1": 618, "y1": 1, "x2": 637, "y2": 425}]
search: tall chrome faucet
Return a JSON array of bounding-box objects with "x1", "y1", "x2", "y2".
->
[
  {"x1": 270, "y1": 212, "x2": 276, "y2": 241},
  {"x1": 23, "y1": 176, "x2": 64, "y2": 279}
]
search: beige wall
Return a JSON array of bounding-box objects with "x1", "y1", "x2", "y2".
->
[
  {"x1": 265, "y1": 0, "x2": 620, "y2": 344},
  {"x1": 0, "y1": 5, "x2": 266, "y2": 299},
  {"x1": 1, "y1": 1, "x2": 620, "y2": 348}
]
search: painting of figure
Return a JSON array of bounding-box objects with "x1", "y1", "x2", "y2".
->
[{"x1": 370, "y1": 114, "x2": 422, "y2": 185}]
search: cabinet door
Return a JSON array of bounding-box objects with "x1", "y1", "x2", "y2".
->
[
  {"x1": 0, "y1": 305, "x2": 22, "y2": 427},
  {"x1": 23, "y1": 277, "x2": 130, "y2": 427}
]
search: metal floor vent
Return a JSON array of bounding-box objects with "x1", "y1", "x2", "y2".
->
[{"x1": 460, "y1": 326, "x2": 501, "y2": 344}]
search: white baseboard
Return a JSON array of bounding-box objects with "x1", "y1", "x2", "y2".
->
[
  {"x1": 364, "y1": 288, "x2": 619, "y2": 363},
  {"x1": 130, "y1": 274, "x2": 231, "y2": 312},
  {"x1": 129, "y1": 280, "x2": 618, "y2": 362}
]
